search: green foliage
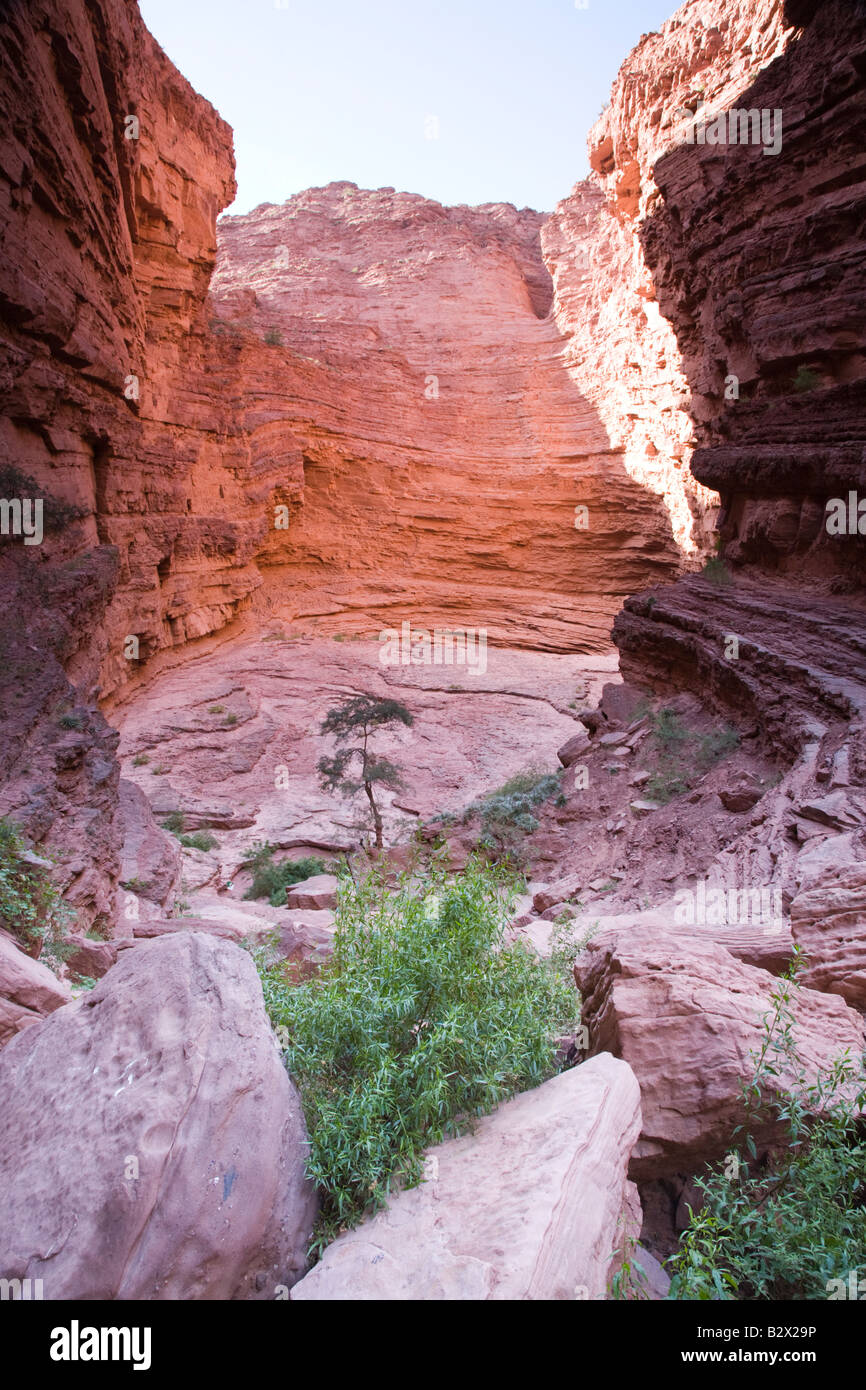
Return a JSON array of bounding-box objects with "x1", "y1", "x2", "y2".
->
[
  {"x1": 470, "y1": 767, "x2": 561, "y2": 859},
  {"x1": 264, "y1": 327, "x2": 284, "y2": 346},
  {"x1": 58, "y1": 712, "x2": 84, "y2": 730},
  {"x1": 255, "y1": 857, "x2": 578, "y2": 1252},
  {"x1": 224, "y1": 712, "x2": 238, "y2": 726},
  {"x1": 793, "y1": 365, "x2": 821, "y2": 393},
  {"x1": 0, "y1": 817, "x2": 74, "y2": 965},
  {"x1": 701, "y1": 556, "x2": 733, "y2": 587},
  {"x1": 207, "y1": 704, "x2": 225, "y2": 714},
  {"x1": 121, "y1": 875, "x2": 149, "y2": 894},
  {"x1": 179, "y1": 831, "x2": 218, "y2": 852},
  {"x1": 644, "y1": 708, "x2": 740, "y2": 804},
  {"x1": 243, "y1": 842, "x2": 326, "y2": 906},
  {"x1": 161, "y1": 812, "x2": 185, "y2": 834},
  {"x1": 318, "y1": 694, "x2": 414, "y2": 849},
  {"x1": 669, "y1": 950, "x2": 866, "y2": 1300},
  {"x1": 131, "y1": 753, "x2": 149, "y2": 767}
]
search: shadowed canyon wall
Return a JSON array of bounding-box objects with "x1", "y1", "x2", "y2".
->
[{"x1": 598, "y1": 0, "x2": 866, "y2": 759}]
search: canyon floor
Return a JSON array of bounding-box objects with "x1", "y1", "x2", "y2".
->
[{"x1": 113, "y1": 628, "x2": 614, "y2": 922}]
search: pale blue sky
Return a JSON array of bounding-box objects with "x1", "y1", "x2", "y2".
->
[{"x1": 138, "y1": 0, "x2": 675, "y2": 215}]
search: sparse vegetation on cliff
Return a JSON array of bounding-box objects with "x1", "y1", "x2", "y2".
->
[
  {"x1": 471, "y1": 767, "x2": 562, "y2": 860},
  {"x1": 256, "y1": 857, "x2": 578, "y2": 1253},
  {"x1": 644, "y1": 708, "x2": 739, "y2": 805},
  {"x1": 0, "y1": 817, "x2": 74, "y2": 967},
  {"x1": 243, "y1": 842, "x2": 325, "y2": 906}
]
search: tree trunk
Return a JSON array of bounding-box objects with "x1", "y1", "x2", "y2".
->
[{"x1": 364, "y1": 779, "x2": 383, "y2": 849}]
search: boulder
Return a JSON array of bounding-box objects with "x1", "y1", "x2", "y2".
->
[
  {"x1": 291, "y1": 1053, "x2": 641, "y2": 1301},
  {"x1": 557, "y1": 730, "x2": 591, "y2": 767},
  {"x1": 791, "y1": 861, "x2": 866, "y2": 1009},
  {"x1": 600, "y1": 682, "x2": 646, "y2": 726},
  {"x1": 532, "y1": 875, "x2": 582, "y2": 913},
  {"x1": 0, "y1": 933, "x2": 72, "y2": 1049},
  {"x1": 574, "y1": 928, "x2": 865, "y2": 1180},
  {"x1": 0, "y1": 932, "x2": 317, "y2": 1298},
  {"x1": 280, "y1": 909, "x2": 337, "y2": 962},
  {"x1": 283, "y1": 873, "x2": 339, "y2": 911},
  {"x1": 63, "y1": 932, "x2": 118, "y2": 981},
  {"x1": 718, "y1": 774, "x2": 764, "y2": 813},
  {"x1": 117, "y1": 779, "x2": 181, "y2": 913}
]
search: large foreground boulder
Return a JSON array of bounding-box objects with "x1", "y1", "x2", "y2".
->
[
  {"x1": 0, "y1": 932, "x2": 316, "y2": 1299},
  {"x1": 575, "y1": 929, "x2": 866, "y2": 1181},
  {"x1": 0, "y1": 932, "x2": 72, "y2": 1049},
  {"x1": 791, "y1": 861, "x2": 866, "y2": 1009},
  {"x1": 292, "y1": 1052, "x2": 641, "y2": 1301}
]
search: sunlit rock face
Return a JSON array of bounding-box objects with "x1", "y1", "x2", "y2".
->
[
  {"x1": 209, "y1": 182, "x2": 704, "y2": 653},
  {"x1": 603, "y1": 0, "x2": 866, "y2": 733}
]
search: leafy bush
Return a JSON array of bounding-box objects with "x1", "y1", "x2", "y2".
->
[
  {"x1": 131, "y1": 753, "x2": 149, "y2": 767},
  {"x1": 243, "y1": 843, "x2": 326, "y2": 906},
  {"x1": 161, "y1": 812, "x2": 185, "y2": 834},
  {"x1": 255, "y1": 857, "x2": 578, "y2": 1251},
  {"x1": 644, "y1": 709, "x2": 740, "y2": 804},
  {"x1": 793, "y1": 365, "x2": 821, "y2": 393},
  {"x1": 669, "y1": 951, "x2": 866, "y2": 1300},
  {"x1": 179, "y1": 831, "x2": 218, "y2": 852},
  {"x1": 0, "y1": 818, "x2": 74, "y2": 965},
  {"x1": 470, "y1": 768, "x2": 561, "y2": 858},
  {"x1": 701, "y1": 556, "x2": 733, "y2": 587}
]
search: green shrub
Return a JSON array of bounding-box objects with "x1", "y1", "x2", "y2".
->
[
  {"x1": 669, "y1": 950, "x2": 866, "y2": 1300},
  {"x1": 243, "y1": 843, "x2": 326, "y2": 906},
  {"x1": 264, "y1": 327, "x2": 284, "y2": 346},
  {"x1": 179, "y1": 831, "x2": 218, "y2": 852},
  {"x1": 161, "y1": 812, "x2": 185, "y2": 834},
  {"x1": 471, "y1": 768, "x2": 561, "y2": 858},
  {"x1": 644, "y1": 710, "x2": 740, "y2": 804},
  {"x1": 701, "y1": 556, "x2": 733, "y2": 587},
  {"x1": 793, "y1": 365, "x2": 821, "y2": 393},
  {"x1": 132, "y1": 753, "x2": 149, "y2": 767},
  {"x1": 0, "y1": 818, "x2": 74, "y2": 965},
  {"x1": 207, "y1": 704, "x2": 225, "y2": 714},
  {"x1": 58, "y1": 712, "x2": 84, "y2": 730},
  {"x1": 255, "y1": 857, "x2": 578, "y2": 1252}
]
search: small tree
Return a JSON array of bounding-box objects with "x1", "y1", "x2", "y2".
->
[{"x1": 317, "y1": 694, "x2": 413, "y2": 850}]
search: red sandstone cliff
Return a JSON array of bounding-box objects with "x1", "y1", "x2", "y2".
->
[
  {"x1": 0, "y1": 0, "x2": 245, "y2": 924},
  {"x1": 208, "y1": 183, "x2": 702, "y2": 652}
]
